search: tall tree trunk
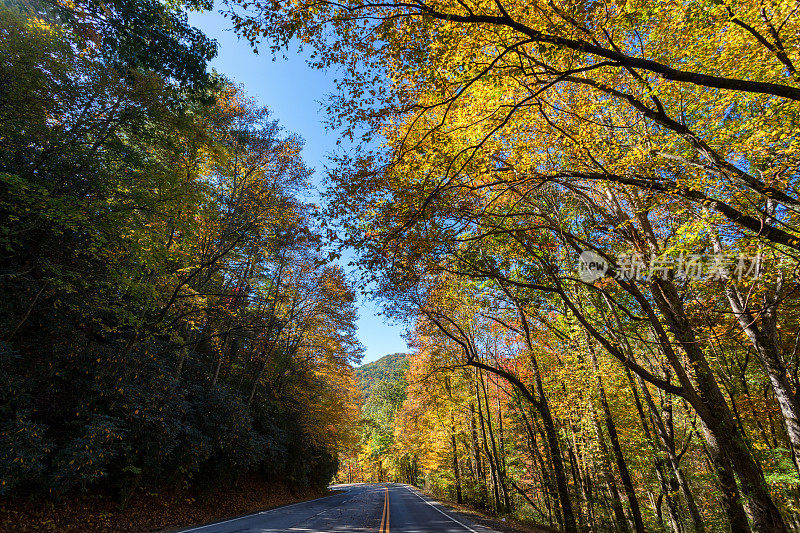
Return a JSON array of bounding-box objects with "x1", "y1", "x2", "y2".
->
[
  {"x1": 586, "y1": 198, "x2": 786, "y2": 531},
  {"x1": 247, "y1": 335, "x2": 279, "y2": 407},
  {"x1": 588, "y1": 342, "x2": 645, "y2": 533},
  {"x1": 635, "y1": 373, "x2": 705, "y2": 533},
  {"x1": 507, "y1": 292, "x2": 577, "y2": 533},
  {"x1": 470, "y1": 403, "x2": 484, "y2": 481},
  {"x1": 657, "y1": 464, "x2": 684, "y2": 533},
  {"x1": 713, "y1": 233, "x2": 800, "y2": 475},
  {"x1": 475, "y1": 377, "x2": 502, "y2": 512},
  {"x1": 210, "y1": 330, "x2": 230, "y2": 387},
  {"x1": 625, "y1": 370, "x2": 683, "y2": 533},
  {"x1": 529, "y1": 367, "x2": 577, "y2": 532},
  {"x1": 496, "y1": 398, "x2": 512, "y2": 511},
  {"x1": 700, "y1": 421, "x2": 751, "y2": 533},
  {"x1": 603, "y1": 291, "x2": 702, "y2": 532},
  {"x1": 651, "y1": 278, "x2": 787, "y2": 533},
  {"x1": 723, "y1": 281, "x2": 800, "y2": 475},
  {"x1": 591, "y1": 406, "x2": 631, "y2": 533},
  {"x1": 479, "y1": 371, "x2": 508, "y2": 512},
  {"x1": 450, "y1": 411, "x2": 463, "y2": 504},
  {"x1": 518, "y1": 401, "x2": 559, "y2": 528},
  {"x1": 578, "y1": 440, "x2": 598, "y2": 533},
  {"x1": 566, "y1": 419, "x2": 590, "y2": 532}
]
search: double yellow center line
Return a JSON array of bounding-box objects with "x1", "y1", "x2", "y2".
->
[{"x1": 379, "y1": 486, "x2": 390, "y2": 533}]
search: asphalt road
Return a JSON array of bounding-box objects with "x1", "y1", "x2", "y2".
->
[{"x1": 178, "y1": 483, "x2": 498, "y2": 533}]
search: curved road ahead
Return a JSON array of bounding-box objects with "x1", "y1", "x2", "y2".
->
[{"x1": 179, "y1": 483, "x2": 498, "y2": 533}]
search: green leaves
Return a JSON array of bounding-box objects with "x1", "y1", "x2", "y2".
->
[{"x1": 0, "y1": 5, "x2": 359, "y2": 503}]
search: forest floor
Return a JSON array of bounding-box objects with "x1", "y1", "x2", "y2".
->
[
  {"x1": 0, "y1": 478, "x2": 329, "y2": 532},
  {"x1": 427, "y1": 493, "x2": 560, "y2": 533}
]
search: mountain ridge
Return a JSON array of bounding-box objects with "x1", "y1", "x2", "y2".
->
[{"x1": 354, "y1": 352, "x2": 408, "y2": 402}]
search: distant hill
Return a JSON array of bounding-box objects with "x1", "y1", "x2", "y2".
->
[{"x1": 355, "y1": 353, "x2": 408, "y2": 402}]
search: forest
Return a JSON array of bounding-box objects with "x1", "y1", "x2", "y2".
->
[
  {"x1": 3, "y1": 0, "x2": 800, "y2": 531},
  {"x1": 297, "y1": 0, "x2": 799, "y2": 530},
  {"x1": 0, "y1": 0, "x2": 360, "y2": 526}
]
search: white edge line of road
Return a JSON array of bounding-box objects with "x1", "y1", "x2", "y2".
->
[
  {"x1": 178, "y1": 485, "x2": 354, "y2": 532},
  {"x1": 402, "y1": 484, "x2": 487, "y2": 533}
]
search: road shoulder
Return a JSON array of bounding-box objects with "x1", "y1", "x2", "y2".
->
[{"x1": 404, "y1": 485, "x2": 558, "y2": 533}]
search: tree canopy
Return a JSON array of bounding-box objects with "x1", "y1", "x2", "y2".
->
[
  {"x1": 226, "y1": 0, "x2": 800, "y2": 531},
  {"x1": 5, "y1": 0, "x2": 800, "y2": 531}
]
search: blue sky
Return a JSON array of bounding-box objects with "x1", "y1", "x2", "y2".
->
[{"x1": 188, "y1": 9, "x2": 409, "y2": 364}]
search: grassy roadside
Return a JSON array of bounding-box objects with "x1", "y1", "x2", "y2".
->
[
  {"x1": 0, "y1": 478, "x2": 330, "y2": 532},
  {"x1": 417, "y1": 489, "x2": 560, "y2": 533}
]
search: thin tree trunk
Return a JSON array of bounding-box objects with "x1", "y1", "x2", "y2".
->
[
  {"x1": 724, "y1": 281, "x2": 800, "y2": 475},
  {"x1": 475, "y1": 376, "x2": 502, "y2": 512},
  {"x1": 626, "y1": 372, "x2": 683, "y2": 533},
  {"x1": 635, "y1": 373, "x2": 705, "y2": 533},
  {"x1": 211, "y1": 330, "x2": 230, "y2": 387},
  {"x1": 506, "y1": 291, "x2": 577, "y2": 533},
  {"x1": 587, "y1": 341, "x2": 645, "y2": 533},
  {"x1": 496, "y1": 397, "x2": 512, "y2": 511},
  {"x1": 470, "y1": 403, "x2": 484, "y2": 481},
  {"x1": 591, "y1": 406, "x2": 631, "y2": 533},
  {"x1": 566, "y1": 419, "x2": 589, "y2": 532},
  {"x1": 518, "y1": 401, "x2": 559, "y2": 528},
  {"x1": 479, "y1": 371, "x2": 507, "y2": 512},
  {"x1": 450, "y1": 411, "x2": 463, "y2": 504}
]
